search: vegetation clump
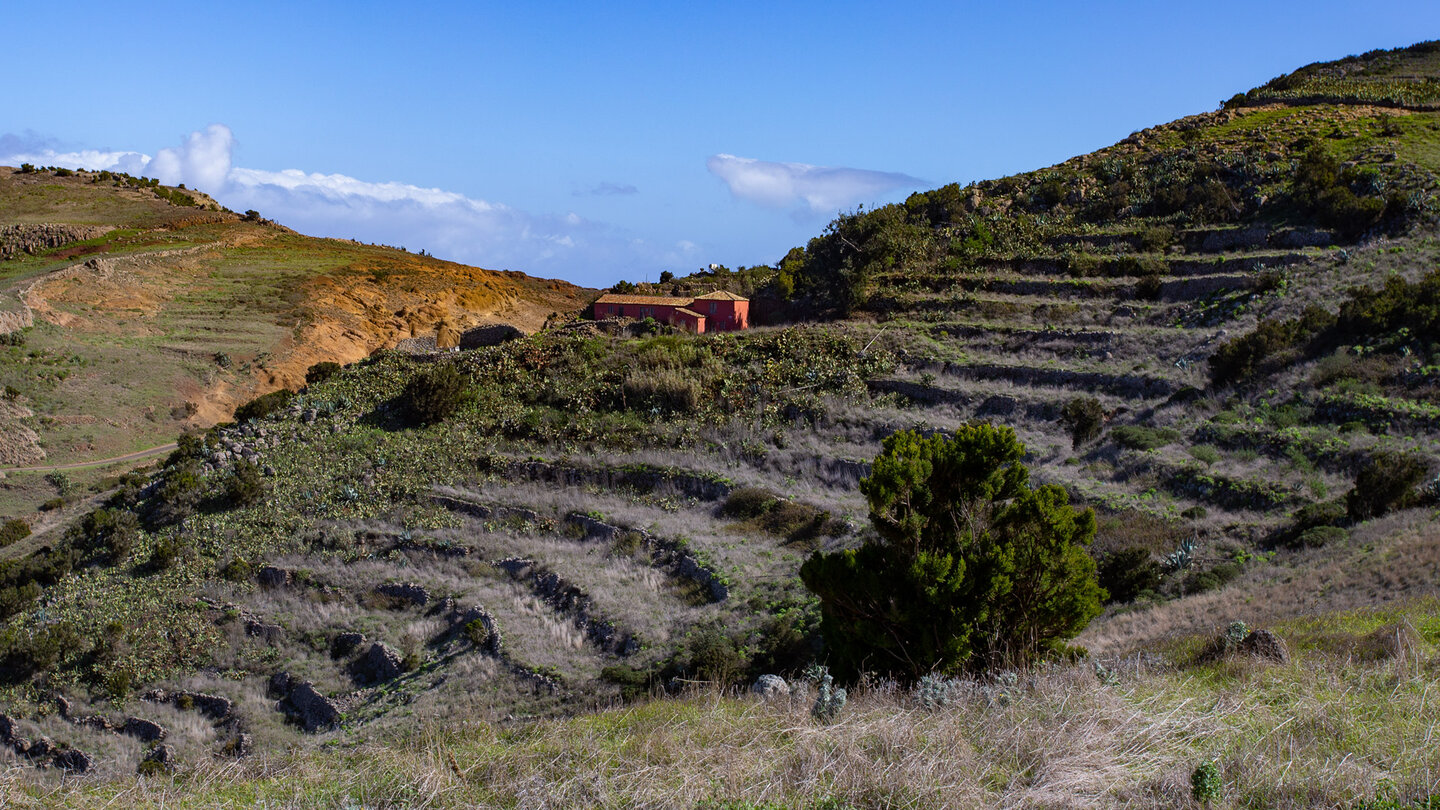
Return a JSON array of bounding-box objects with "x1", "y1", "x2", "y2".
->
[
  {"x1": 402, "y1": 363, "x2": 473, "y2": 425},
  {"x1": 800, "y1": 424, "x2": 1104, "y2": 679}
]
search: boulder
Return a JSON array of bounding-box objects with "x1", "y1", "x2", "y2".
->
[
  {"x1": 245, "y1": 619, "x2": 286, "y2": 645},
  {"x1": 1238, "y1": 629, "x2": 1289, "y2": 663},
  {"x1": 285, "y1": 682, "x2": 341, "y2": 733},
  {"x1": 331, "y1": 632, "x2": 367, "y2": 658},
  {"x1": 257, "y1": 565, "x2": 292, "y2": 587},
  {"x1": 352, "y1": 642, "x2": 404, "y2": 684},
  {"x1": 140, "y1": 743, "x2": 176, "y2": 773},
  {"x1": 751, "y1": 674, "x2": 790, "y2": 700}
]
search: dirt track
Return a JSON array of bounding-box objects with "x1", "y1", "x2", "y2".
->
[{"x1": 0, "y1": 442, "x2": 176, "y2": 474}]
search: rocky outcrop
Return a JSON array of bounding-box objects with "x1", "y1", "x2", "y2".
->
[
  {"x1": 0, "y1": 713, "x2": 92, "y2": 772},
  {"x1": 0, "y1": 223, "x2": 113, "y2": 260},
  {"x1": 751, "y1": 674, "x2": 790, "y2": 699},
  {"x1": 1238, "y1": 629, "x2": 1290, "y2": 663},
  {"x1": 331, "y1": 632, "x2": 367, "y2": 658},
  {"x1": 351, "y1": 642, "x2": 404, "y2": 685},
  {"x1": 257, "y1": 565, "x2": 293, "y2": 587},
  {"x1": 270, "y1": 673, "x2": 342, "y2": 733},
  {"x1": 448, "y1": 604, "x2": 503, "y2": 654}
]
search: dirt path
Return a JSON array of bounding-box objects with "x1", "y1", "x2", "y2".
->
[{"x1": 0, "y1": 442, "x2": 176, "y2": 474}]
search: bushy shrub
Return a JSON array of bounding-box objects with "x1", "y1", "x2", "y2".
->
[
  {"x1": 222, "y1": 460, "x2": 265, "y2": 507},
  {"x1": 73, "y1": 507, "x2": 140, "y2": 561},
  {"x1": 1188, "y1": 444, "x2": 1221, "y2": 465},
  {"x1": 720, "y1": 487, "x2": 777, "y2": 519},
  {"x1": 305, "y1": 361, "x2": 342, "y2": 385},
  {"x1": 234, "y1": 389, "x2": 295, "y2": 422},
  {"x1": 1347, "y1": 451, "x2": 1430, "y2": 520},
  {"x1": 402, "y1": 363, "x2": 473, "y2": 424},
  {"x1": 1098, "y1": 547, "x2": 1162, "y2": 604},
  {"x1": 802, "y1": 425, "x2": 1104, "y2": 678},
  {"x1": 1061, "y1": 396, "x2": 1106, "y2": 449},
  {"x1": 622, "y1": 369, "x2": 702, "y2": 415},
  {"x1": 1111, "y1": 425, "x2": 1181, "y2": 451},
  {"x1": 0, "y1": 519, "x2": 29, "y2": 548},
  {"x1": 687, "y1": 624, "x2": 748, "y2": 684},
  {"x1": 1294, "y1": 498, "x2": 1346, "y2": 530},
  {"x1": 1293, "y1": 526, "x2": 1348, "y2": 548}
]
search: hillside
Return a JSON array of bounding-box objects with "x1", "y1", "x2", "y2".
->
[
  {"x1": 0, "y1": 167, "x2": 590, "y2": 515},
  {"x1": 3, "y1": 42, "x2": 1440, "y2": 807}
]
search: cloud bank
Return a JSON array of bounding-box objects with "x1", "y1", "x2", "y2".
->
[
  {"x1": 0, "y1": 125, "x2": 692, "y2": 287},
  {"x1": 707, "y1": 153, "x2": 925, "y2": 215}
]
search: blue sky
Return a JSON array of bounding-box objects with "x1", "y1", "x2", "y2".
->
[{"x1": 3, "y1": 2, "x2": 1438, "y2": 287}]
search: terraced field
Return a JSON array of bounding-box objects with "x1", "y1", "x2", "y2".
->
[{"x1": 4, "y1": 42, "x2": 1440, "y2": 796}]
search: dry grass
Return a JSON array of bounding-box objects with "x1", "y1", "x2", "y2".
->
[{"x1": 7, "y1": 643, "x2": 1439, "y2": 809}]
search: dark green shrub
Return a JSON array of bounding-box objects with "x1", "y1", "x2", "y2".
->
[
  {"x1": 1293, "y1": 526, "x2": 1348, "y2": 548},
  {"x1": 40, "y1": 497, "x2": 65, "y2": 511},
  {"x1": 1140, "y1": 225, "x2": 1174, "y2": 252},
  {"x1": 1111, "y1": 425, "x2": 1180, "y2": 451},
  {"x1": 0, "y1": 519, "x2": 29, "y2": 548},
  {"x1": 233, "y1": 389, "x2": 295, "y2": 422},
  {"x1": 402, "y1": 363, "x2": 473, "y2": 424},
  {"x1": 720, "y1": 487, "x2": 777, "y2": 519},
  {"x1": 801, "y1": 425, "x2": 1103, "y2": 677},
  {"x1": 73, "y1": 507, "x2": 140, "y2": 561},
  {"x1": 1184, "y1": 560, "x2": 1244, "y2": 594},
  {"x1": 305, "y1": 361, "x2": 342, "y2": 385},
  {"x1": 151, "y1": 465, "x2": 204, "y2": 526},
  {"x1": 1347, "y1": 451, "x2": 1430, "y2": 520},
  {"x1": 1133, "y1": 273, "x2": 1164, "y2": 301},
  {"x1": 600, "y1": 664, "x2": 653, "y2": 699},
  {"x1": 1061, "y1": 396, "x2": 1106, "y2": 449},
  {"x1": 222, "y1": 460, "x2": 265, "y2": 507},
  {"x1": 220, "y1": 557, "x2": 254, "y2": 582},
  {"x1": 1294, "y1": 498, "x2": 1346, "y2": 530},
  {"x1": 687, "y1": 624, "x2": 748, "y2": 684},
  {"x1": 149, "y1": 536, "x2": 181, "y2": 570},
  {"x1": 1098, "y1": 547, "x2": 1162, "y2": 604},
  {"x1": 1181, "y1": 506, "x2": 1208, "y2": 520}
]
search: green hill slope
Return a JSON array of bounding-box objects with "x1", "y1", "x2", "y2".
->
[{"x1": 3, "y1": 42, "x2": 1440, "y2": 803}]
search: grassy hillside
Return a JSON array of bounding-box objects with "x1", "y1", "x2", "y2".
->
[
  {"x1": 0, "y1": 166, "x2": 591, "y2": 517},
  {"x1": 3, "y1": 42, "x2": 1440, "y2": 806}
]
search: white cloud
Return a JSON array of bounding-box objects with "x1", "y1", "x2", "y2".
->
[
  {"x1": 1, "y1": 125, "x2": 697, "y2": 287},
  {"x1": 707, "y1": 153, "x2": 925, "y2": 214},
  {"x1": 147, "y1": 124, "x2": 233, "y2": 193}
]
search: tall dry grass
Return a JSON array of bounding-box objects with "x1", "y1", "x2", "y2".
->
[{"x1": 8, "y1": 643, "x2": 1439, "y2": 809}]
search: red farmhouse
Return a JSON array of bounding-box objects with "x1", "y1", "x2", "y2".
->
[{"x1": 592, "y1": 290, "x2": 749, "y2": 333}]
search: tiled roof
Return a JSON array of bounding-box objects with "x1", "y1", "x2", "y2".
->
[
  {"x1": 673, "y1": 307, "x2": 705, "y2": 319},
  {"x1": 692, "y1": 290, "x2": 748, "y2": 301},
  {"x1": 594, "y1": 294, "x2": 694, "y2": 306}
]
